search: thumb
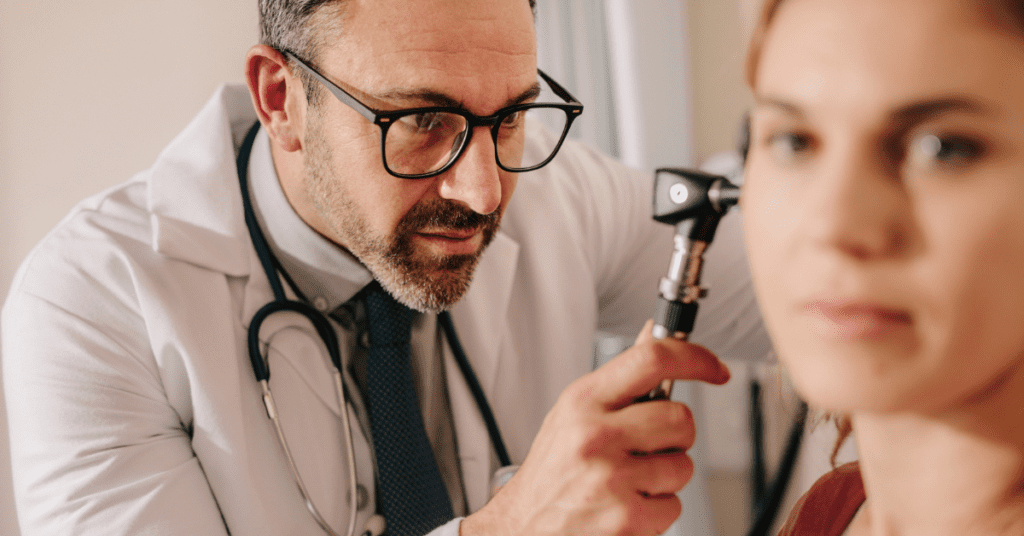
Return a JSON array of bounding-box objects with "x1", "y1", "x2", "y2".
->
[{"x1": 634, "y1": 319, "x2": 655, "y2": 346}]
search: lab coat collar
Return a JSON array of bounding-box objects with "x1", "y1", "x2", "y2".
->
[{"x1": 148, "y1": 84, "x2": 259, "y2": 277}]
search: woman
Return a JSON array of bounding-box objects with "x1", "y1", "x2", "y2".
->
[{"x1": 741, "y1": 0, "x2": 1024, "y2": 534}]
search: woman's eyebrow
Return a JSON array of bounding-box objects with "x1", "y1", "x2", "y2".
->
[
  {"x1": 752, "y1": 95, "x2": 805, "y2": 117},
  {"x1": 752, "y1": 95, "x2": 997, "y2": 126},
  {"x1": 890, "y1": 97, "x2": 996, "y2": 124}
]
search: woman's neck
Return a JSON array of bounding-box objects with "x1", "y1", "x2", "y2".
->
[{"x1": 849, "y1": 362, "x2": 1024, "y2": 536}]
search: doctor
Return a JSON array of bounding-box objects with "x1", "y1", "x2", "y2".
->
[{"x1": 1, "y1": 0, "x2": 770, "y2": 535}]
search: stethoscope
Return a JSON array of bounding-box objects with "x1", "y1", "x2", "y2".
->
[{"x1": 236, "y1": 122, "x2": 512, "y2": 536}]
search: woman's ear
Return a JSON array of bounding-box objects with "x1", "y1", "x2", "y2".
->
[{"x1": 245, "y1": 44, "x2": 305, "y2": 152}]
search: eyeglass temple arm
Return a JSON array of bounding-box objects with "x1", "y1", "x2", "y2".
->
[
  {"x1": 537, "y1": 69, "x2": 581, "y2": 106},
  {"x1": 284, "y1": 51, "x2": 379, "y2": 124},
  {"x1": 287, "y1": 50, "x2": 579, "y2": 117}
]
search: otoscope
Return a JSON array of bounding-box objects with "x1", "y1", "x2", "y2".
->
[
  {"x1": 641, "y1": 166, "x2": 804, "y2": 536},
  {"x1": 645, "y1": 167, "x2": 740, "y2": 399}
]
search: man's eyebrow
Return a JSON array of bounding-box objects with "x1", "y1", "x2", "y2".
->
[
  {"x1": 504, "y1": 83, "x2": 542, "y2": 108},
  {"x1": 376, "y1": 82, "x2": 543, "y2": 112}
]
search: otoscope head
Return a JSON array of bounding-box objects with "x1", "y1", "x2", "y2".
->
[
  {"x1": 653, "y1": 168, "x2": 740, "y2": 223},
  {"x1": 652, "y1": 168, "x2": 741, "y2": 242}
]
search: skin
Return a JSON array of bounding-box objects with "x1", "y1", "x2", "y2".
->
[
  {"x1": 245, "y1": 1, "x2": 731, "y2": 534},
  {"x1": 743, "y1": 0, "x2": 1024, "y2": 533},
  {"x1": 252, "y1": 0, "x2": 532, "y2": 312}
]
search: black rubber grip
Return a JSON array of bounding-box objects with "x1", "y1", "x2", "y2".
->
[{"x1": 655, "y1": 297, "x2": 698, "y2": 335}]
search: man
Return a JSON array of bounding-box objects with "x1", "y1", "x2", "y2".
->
[{"x1": 1, "y1": 1, "x2": 769, "y2": 535}]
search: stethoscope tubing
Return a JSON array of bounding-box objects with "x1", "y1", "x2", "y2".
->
[
  {"x1": 236, "y1": 121, "x2": 509, "y2": 535},
  {"x1": 239, "y1": 121, "x2": 359, "y2": 536}
]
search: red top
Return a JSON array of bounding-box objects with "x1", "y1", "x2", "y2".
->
[{"x1": 777, "y1": 462, "x2": 866, "y2": 536}]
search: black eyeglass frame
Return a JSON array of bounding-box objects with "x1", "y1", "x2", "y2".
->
[{"x1": 284, "y1": 51, "x2": 584, "y2": 179}]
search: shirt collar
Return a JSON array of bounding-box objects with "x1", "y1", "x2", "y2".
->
[{"x1": 247, "y1": 127, "x2": 373, "y2": 312}]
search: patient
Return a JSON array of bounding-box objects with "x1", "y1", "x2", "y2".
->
[{"x1": 741, "y1": 0, "x2": 1024, "y2": 534}]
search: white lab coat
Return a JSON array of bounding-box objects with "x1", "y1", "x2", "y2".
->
[{"x1": 2, "y1": 84, "x2": 770, "y2": 535}]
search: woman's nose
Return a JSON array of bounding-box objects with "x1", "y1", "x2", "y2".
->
[{"x1": 804, "y1": 146, "x2": 911, "y2": 260}]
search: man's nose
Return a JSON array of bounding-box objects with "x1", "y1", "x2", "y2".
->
[{"x1": 437, "y1": 126, "x2": 502, "y2": 215}]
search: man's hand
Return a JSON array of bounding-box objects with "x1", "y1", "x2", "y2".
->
[{"x1": 461, "y1": 320, "x2": 730, "y2": 536}]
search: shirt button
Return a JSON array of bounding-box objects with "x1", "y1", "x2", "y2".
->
[{"x1": 313, "y1": 296, "x2": 328, "y2": 311}]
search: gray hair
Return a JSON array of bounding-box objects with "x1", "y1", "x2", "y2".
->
[
  {"x1": 260, "y1": 0, "x2": 537, "y2": 61},
  {"x1": 259, "y1": 0, "x2": 341, "y2": 61},
  {"x1": 259, "y1": 0, "x2": 537, "y2": 104}
]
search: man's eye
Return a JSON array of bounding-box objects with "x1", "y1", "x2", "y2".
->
[
  {"x1": 766, "y1": 132, "x2": 812, "y2": 163},
  {"x1": 409, "y1": 113, "x2": 442, "y2": 130},
  {"x1": 501, "y1": 111, "x2": 525, "y2": 128},
  {"x1": 909, "y1": 134, "x2": 985, "y2": 169}
]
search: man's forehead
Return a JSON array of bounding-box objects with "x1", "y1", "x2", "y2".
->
[
  {"x1": 337, "y1": 0, "x2": 536, "y2": 52},
  {"x1": 317, "y1": 0, "x2": 538, "y2": 111}
]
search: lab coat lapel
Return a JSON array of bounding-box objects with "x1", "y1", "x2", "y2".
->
[
  {"x1": 447, "y1": 231, "x2": 519, "y2": 512},
  {"x1": 147, "y1": 85, "x2": 345, "y2": 415},
  {"x1": 148, "y1": 84, "x2": 257, "y2": 278}
]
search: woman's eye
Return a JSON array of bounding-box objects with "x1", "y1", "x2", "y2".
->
[
  {"x1": 909, "y1": 134, "x2": 984, "y2": 168},
  {"x1": 765, "y1": 132, "x2": 812, "y2": 163}
]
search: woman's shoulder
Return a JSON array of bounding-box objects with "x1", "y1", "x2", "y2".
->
[{"x1": 777, "y1": 461, "x2": 866, "y2": 536}]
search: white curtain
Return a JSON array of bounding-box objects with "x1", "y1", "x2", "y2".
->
[{"x1": 535, "y1": 3, "x2": 714, "y2": 536}]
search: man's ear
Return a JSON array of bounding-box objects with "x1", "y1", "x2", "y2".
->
[{"x1": 245, "y1": 44, "x2": 305, "y2": 152}]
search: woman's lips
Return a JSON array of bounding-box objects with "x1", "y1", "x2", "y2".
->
[{"x1": 804, "y1": 300, "x2": 913, "y2": 340}]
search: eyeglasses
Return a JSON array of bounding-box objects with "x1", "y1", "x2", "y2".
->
[{"x1": 284, "y1": 51, "x2": 583, "y2": 179}]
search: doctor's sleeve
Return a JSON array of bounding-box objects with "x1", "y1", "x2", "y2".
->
[{"x1": 1, "y1": 244, "x2": 230, "y2": 535}]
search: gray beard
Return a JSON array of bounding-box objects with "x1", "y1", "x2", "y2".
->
[{"x1": 302, "y1": 113, "x2": 500, "y2": 312}]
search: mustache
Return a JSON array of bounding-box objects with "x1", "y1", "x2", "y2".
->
[{"x1": 398, "y1": 198, "x2": 500, "y2": 232}]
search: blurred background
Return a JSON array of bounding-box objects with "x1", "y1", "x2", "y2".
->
[{"x1": 0, "y1": 1, "x2": 854, "y2": 534}]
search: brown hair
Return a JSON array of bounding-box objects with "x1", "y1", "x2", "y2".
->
[
  {"x1": 743, "y1": 0, "x2": 1024, "y2": 468},
  {"x1": 746, "y1": 0, "x2": 1024, "y2": 90}
]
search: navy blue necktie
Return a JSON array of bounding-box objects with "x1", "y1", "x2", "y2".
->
[{"x1": 364, "y1": 283, "x2": 454, "y2": 536}]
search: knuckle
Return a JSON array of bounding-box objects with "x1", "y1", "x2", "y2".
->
[
  {"x1": 665, "y1": 402, "x2": 694, "y2": 429},
  {"x1": 561, "y1": 377, "x2": 593, "y2": 407},
  {"x1": 603, "y1": 503, "x2": 631, "y2": 536},
  {"x1": 631, "y1": 342, "x2": 671, "y2": 378},
  {"x1": 671, "y1": 453, "x2": 695, "y2": 488},
  {"x1": 578, "y1": 422, "x2": 624, "y2": 458}
]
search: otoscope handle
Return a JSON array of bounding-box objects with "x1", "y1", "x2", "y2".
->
[
  {"x1": 653, "y1": 298, "x2": 698, "y2": 338},
  {"x1": 643, "y1": 168, "x2": 740, "y2": 401}
]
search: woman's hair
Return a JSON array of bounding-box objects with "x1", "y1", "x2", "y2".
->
[
  {"x1": 743, "y1": 0, "x2": 1024, "y2": 467},
  {"x1": 746, "y1": 0, "x2": 1024, "y2": 89}
]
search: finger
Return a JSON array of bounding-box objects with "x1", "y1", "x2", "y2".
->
[
  {"x1": 607, "y1": 400, "x2": 696, "y2": 453},
  {"x1": 590, "y1": 338, "x2": 730, "y2": 409},
  {"x1": 631, "y1": 492, "x2": 683, "y2": 536},
  {"x1": 634, "y1": 318, "x2": 654, "y2": 346},
  {"x1": 628, "y1": 450, "x2": 695, "y2": 497}
]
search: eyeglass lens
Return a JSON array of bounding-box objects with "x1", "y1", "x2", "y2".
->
[{"x1": 383, "y1": 106, "x2": 570, "y2": 176}]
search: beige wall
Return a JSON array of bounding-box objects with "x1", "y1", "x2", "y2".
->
[
  {"x1": 688, "y1": 0, "x2": 758, "y2": 164},
  {"x1": 0, "y1": 1, "x2": 258, "y2": 299},
  {"x1": 0, "y1": 3, "x2": 258, "y2": 533}
]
